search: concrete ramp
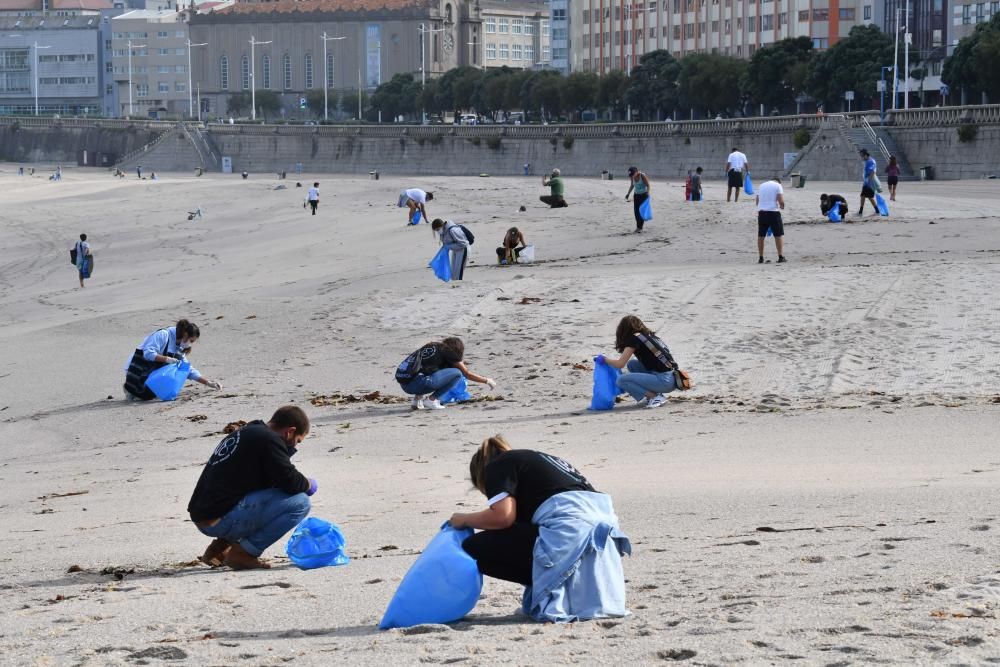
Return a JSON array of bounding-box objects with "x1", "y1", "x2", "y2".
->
[{"x1": 115, "y1": 123, "x2": 207, "y2": 173}]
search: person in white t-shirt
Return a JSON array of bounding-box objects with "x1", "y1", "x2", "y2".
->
[
  {"x1": 397, "y1": 188, "x2": 434, "y2": 225},
  {"x1": 755, "y1": 177, "x2": 786, "y2": 264},
  {"x1": 73, "y1": 233, "x2": 92, "y2": 288},
  {"x1": 306, "y1": 182, "x2": 320, "y2": 215},
  {"x1": 725, "y1": 147, "x2": 749, "y2": 203}
]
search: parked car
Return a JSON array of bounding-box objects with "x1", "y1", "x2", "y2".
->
[{"x1": 460, "y1": 114, "x2": 478, "y2": 125}]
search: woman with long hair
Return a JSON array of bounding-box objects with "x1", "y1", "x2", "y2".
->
[{"x1": 598, "y1": 315, "x2": 680, "y2": 409}]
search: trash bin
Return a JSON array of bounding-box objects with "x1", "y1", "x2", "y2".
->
[
  {"x1": 790, "y1": 173, "x2": 802, "y2": 188},
  {"x1": 601, "y1": 170, "x2": 609, "y2": 180},
  {"x1": 369, "y1": 170, "x2": 379, "y2": 180},
  {"x1": 798, "y1": 175, "x2": 807, "y2": 188},
  {"x1": 920, "y1": 166, "x2": 934, "y2": 181}
]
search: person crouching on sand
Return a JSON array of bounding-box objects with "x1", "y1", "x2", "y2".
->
[
  {"x1": 496, "y1": 226, "x2": 526, "y2": 265},
  {"x1": 449, "y1": 435, "x2": 631, "y2": 622},
  {"x1": 395, "y1": 336, "x2": 496, "y2": 410},
  {"x1": 123, "y1": 318, "x2": 222, "y2": 400},
  {"x1": 597, "y1": 315, "x2": 680, "y2": 409},
  {"x1": 187, "y1": 406, "x2": 317, "y2": 570}
]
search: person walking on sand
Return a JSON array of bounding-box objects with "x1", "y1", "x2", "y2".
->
[
  {"x1": 187, "y1": 405, "x2": 318, "y2": 570},
  {"x1": 858, "y1": 150, "x2": 879, "y2": 216},
  {"x1": 756, "y1": 176, "x2": 786, "y2": 263},
  {"x1": 73, "y1": 233, "x2": 92, "y2": 288},
  {"x1": 449, "y1": 435, "x2": 631, "y2": 622},
  {"x1": 395, "y1": 336, "x2": 496, "y2": 411},
  {"x1": 307, "y1": 182, "x2": 320, "y2": 215},
  {"x1": 123, "y1": 318, "x2": 222, "y2": 401},
  {"x1": 725, "y1": 147, "x2": 749, "y2": 202},
  {"x1": 886, "y1": 155, "x2": 901, "y2": 202},
  {"x1": 540, "y1": 169, "x2": 568, "y2": 208},
  {"x1": 690, "y1": 167, "x2": 704, "y2": 202},
  {"x1": 624, "y1": 166, "x2": 651, "y2": 233},
  {"x1": 431, "y1": 218, "x2": 471, "y2": 281},
  {"x1": 137, "y1": 165, "x2": 143, "y2": 179},
  {"x1": 597, "y1": 315, "x2": 681, "y2": 409},
  {"x1": 398, "y1": 188, "x2": 434, "y2": 225}
]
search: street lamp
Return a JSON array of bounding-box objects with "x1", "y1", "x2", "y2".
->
[
  {"x1": 249, "y1": 35, "x2": 272, "y2": 121},
  {"x1": 187, "y1": 39, "x2": 207, "y2": 120},
  {"x1": 6, "y1": 36, "x2": 51, "y2": 116},
  {"x1": 418, "y1": 23, "x2": 445, "y2": 124},
  {"x1": 880, "y1": 65, "x2": 893, "y2": 124},
  {"x1": 321, "y1": 32, "x2": 346, "y2": 122},
  {"x1": 127, "y1": 39, "x2": 146, "y2": 117}
]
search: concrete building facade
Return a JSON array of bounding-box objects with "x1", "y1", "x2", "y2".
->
[
  {"x1": 110, "y1": 9, "x2": 190, "y2": 117},
  {"x1": 480, "y1": 0, "x2": 551, "y2": 69}
]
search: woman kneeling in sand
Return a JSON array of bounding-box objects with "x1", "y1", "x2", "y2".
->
[
  {"x1": 395, "y1": 336, "x2": 496, "y2": 410},
  {"x1": 449, "y1": 436, "x2": 631, "y2": 622},
  {"x1": 123, "y1": 318, "x2": 222, "y2": 400},
  {"x1": 598, "y1": 315, "x2": 680, "y2": 409}
]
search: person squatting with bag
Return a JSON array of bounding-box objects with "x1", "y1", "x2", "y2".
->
[
  {"x1": 395, "y1": 336, "x2": 496, "y2": 411},
  {"x1": 449, "y1": 435, "x2": 631, "y2": 622},
  {"x1": 495, "y1": 227, "x2": 527, "y2": 265},
  {"x1": 597, "y1": 315, "x2": 686, "y2": 409},
  {"x1": 123, "y1": 318, "x2": 222, "y2": 400},
  {"x1": 187, "y1": 405, "x2": 318, "y2": 570},
  {"x1": 430, "y1": 218, "x2": 472, "y2": 281}
]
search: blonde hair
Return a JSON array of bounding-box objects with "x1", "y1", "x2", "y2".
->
[{"x1": 469, "y1": 435, "x2": 512, "y2": 494}]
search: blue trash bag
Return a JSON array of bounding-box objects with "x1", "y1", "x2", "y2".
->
[
  {"x1": 828, "y1": 207, "x2": 842, "y2": 222},
  {"x1": 429, "y1": 246, "x2": 451, "y2": 282},
  {"x1": 379, "y1": 525, "x2": 483, "y2": 630},
  {"x1": 144, "y1": 360, "x2": 191, "y2": 401},
  {"x1": 589, "y1": 358, "x2": 621, "y2": 411},
  {"x1": 286, "y1": 517, "x2": 350, "y2": 570},
  {"x1": 766, "y1": 227, "x2": 774, "y2": 237},
  {"x1": 411, "y1": 210, "x2": 422, "y2": 225},
  {"x1": 744, "y1": 172, "x2": 754, "y2": 195},
  {"x1": 439, "y1": 376, "x2": 472, "y2": 404},
  {"x1": 875, "y1": 193, "x2": 890, "y2": 216},
  {"x1": 638, "y1": 197, "x2": 653, "y2": 221}
]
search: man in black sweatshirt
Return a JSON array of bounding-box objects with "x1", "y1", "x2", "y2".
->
[{"x1": 188, "y1": 405, "x2": 317, "y2": 570}]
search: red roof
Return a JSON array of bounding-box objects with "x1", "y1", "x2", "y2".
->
[
  {"x1": 52, "y1": 0, "x2": 112, "y2": 9},
  {"x1": 218, "y1": 0, "x2": 430, "y2": 14}
]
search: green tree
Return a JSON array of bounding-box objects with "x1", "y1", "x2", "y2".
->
[
  {"x1": 519, "y1": 70, "x2": 561, "y2": 116},
  {"x1": 370, "y1": 73, "x2": 421, "y2": 121},
  {"x1": 943, "y1": 14, "x2": 1000, "y2": 103},
  {"x1": 434, "y1": 65, "x2": 480, "y2": 117},
  {"x1": 477, "y1": 68, "x2": 514, "y2": 120},
  {"x1": 677, "y1": 53, "x2": 745, "y2": 116},
  {"x1": 254, "y1": 90, "x2": 282, "y2": 119},
  {"x1": 340, "y1": 89, "x2": 369, "y2": 120},
  {"x1": 596, "y1": 69, "x2": 629, "y2": 118},
  {"x1": 530, "y1": 73, "x2": 563, "y2": 119},
  {"x1": 624, "y1": 50, "x2": 680, "y2": 120},
  {"x1": 504, "y1": 70, "x2": 533, "y2": 111},
  {"x1": 305, "y1": 89, "x2": 330, "y2": 117},
  {"x1": 226, "y1": 92, "x2": 252, "y2": 116},
  {"x1": 419, "y1": 78, "x2": 441, "y2": 116},
  {"x1": 742, "y1": 36, "x2": 813, "y2": 114},
  {"x1": 560, "y1": 71, "x2": 599, "y2": 120},
  {"x1": 805, "y1": 24, "x2": 894, "y2": 111}
]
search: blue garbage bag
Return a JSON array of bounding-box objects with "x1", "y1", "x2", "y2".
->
[
  {"x1": 411, "y1": 210, "x2": 422, "y2": 225},
  {"x1": 828, "y1": 207, "x2": 842, "y2": 222},
  {"x1": 429, "y1": 246, "x2": 451, "y2": 282},
  {"x1": 875, "y1": 193, "x2": 890, "y2": 216},
  {"x1": 744, "y1": 172, "x2": 754, "y2": 195},
  {"x1": 439, "y1": 376, "x2": 472, "y2": 404},
  {"x1": 145, "y1": 360, "x2": 191, "y2": 401},
  {"x1": 286, "y1": 517, "x2": 350, "y2": 570},
  {"x1": 638, "y1": 198, "x2": 653, "y2": 221},
  {"x1": 589, "y1": 358, "x2": 621, "y2": 411},
  {"x1": 379, "y1": 525, "x2": 483, "y2": 629}
]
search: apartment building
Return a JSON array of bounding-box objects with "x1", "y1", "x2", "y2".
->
[
  {"x1": 480, "y1": 0, "x2": 551, "y2": 69},
  {"x1": 949, "y1": 0, "x2": 998, "y2": 43},
  {"x1": 110, "y1": 9, "x2": 189, "y2": 117}
]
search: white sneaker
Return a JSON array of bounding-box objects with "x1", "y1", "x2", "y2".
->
[
  {"x1": 410, "y1": 395, "x2": 424, "y2": 410},
  {"x1": 422, "y1": 398, "x2": 446, "y2": 410},
  {"x1": 647, "y1": 394, "x2": 668, "y2": 409}
]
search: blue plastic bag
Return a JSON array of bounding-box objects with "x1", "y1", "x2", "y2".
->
[
  {"x1": 411, "y1": 210, "x2": 422, "y2": 225},
  {"x1": 379, "y1": 525, "x2": 483, "y2": 629},
  {"x1": 286, "y1": 517, "x2": 350, "y2": 570},
  {"x1": 828, "y1": 207, "x2": 842, "y2": 222},
  {"x1": 144, "y1": 360, "x2": 191, "y2": 401},
  {"x1": 589, "y1": 358, "x2": 621, "y2": 411},
  {"x1": 429, "y1": 246, "x2": 451, "y2": 282},
  {"x1": 638, "y1": 198, "x2": 653, "y2": 221},
  {"x1": 439, "y1": 376, "x2": 472, "y2": 404},
  {"x1": 875, "y1": 193, "x2": 889, "y2": 216},
  {"x1": 744, "y1": 172, "x2": 754, "y2": 195}
]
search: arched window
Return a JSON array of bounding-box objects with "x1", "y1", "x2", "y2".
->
[
  {"x1": 262, "y1": 54, "x2": 271, "y2": 89},
  {"x1": 304, "y1": 52, "x2": 313, "y2": 89},
  {"x1": 220, "y1": 55, "x2": 229, "y2": 90},
  {"x1": 282, "y1": 53, "x2": 291, "y2": 90},
  {"x1": 445, "y1": 3, "x2": 452, "y2": 23},
  {"x1": 240, "y1": 54, "x2": 250, "y2": 90}
]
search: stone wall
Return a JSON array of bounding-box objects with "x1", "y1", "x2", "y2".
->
[
  {"x1": 887, "y1": 125, "x2": 1000, "y2": 180},
  {"x1": 0, "y1": 121, "x2": 165, "y2": 167}
]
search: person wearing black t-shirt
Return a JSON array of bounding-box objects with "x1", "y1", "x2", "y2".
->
[
  {"x1": 598, "y1": 315, "x2": 679, "y2": 410},
  {"x1": 820, "y1": 193, "x2": 848, "y2": 218},
  {"x1": 395, "y1": 336, "x2": 496, "y2": 411},
  {"x1": 187, "y1": 405, "x2": 317, "y2": 570}
]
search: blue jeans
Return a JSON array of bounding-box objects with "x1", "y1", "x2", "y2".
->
[
  {"x1": 401, "y1": 368, "x2": 463, "y2": 399},
  {"x1": 197, "y1": 488, "x2": 311, "y2": 557},
  {"x1": 616, "y1": 359, "x2": 676, "y2": 401}
]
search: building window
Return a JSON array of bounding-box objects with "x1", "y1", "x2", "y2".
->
[
  {"x1": 499, "y1": 42, "x2": 509, "y2": 58},
  {"x1": 157, "y1": 30, "x2": 168, "y2": 37},
  {"x1": 542, "y1": 45, "x2": 550, "y2": 59},
  {"x1": 552, "y1": 8, "x2": 566, "y2": 20},
  {"x1": 283, "y1": 53, "x2": 292, "y2": 89},
  {"x1": 513, "y1": 43, "x2": 523, "y2": 59},
  {"x1": 839, "y1": 7, "x2": 855, "y2": 19},
  {"x1": 524, "y1": 21, "x2": 535, "y2": 35},
  {"x1": 158, "y1": 82, "x2": 169, "y2": 92},
  {"x1": 241, "y1": 54, "x2": 250, "y2": 90},
  {"x1": 157, "y1": 65, "x2": 170, "y2": 73},
  {"x1": 326, "y1": 52, "x2": 333, "y2": 88},
  {"x1": 962, "y1": 4, "x2": 970, "y2": 22},
  {"x1": 512, "y1": 17, "x2": 523, "y2": 33},
  {"x1": 105, "y1": 39, "x2": 111, "y2": 51},
  {"x1": 499, "y1": 18, "x2": 509, "y2": 33},
  {"x1": 976, "y1": 2, "x2": 985, "y2": 20},
  {"x1": 711, "y1": 19, "x2": 719, "y2": 31},
  {"x1": 747, "y1": 16, "x2": 755, "y2": 30},
  {"x1": 673, "y1": 24, "x2": 681, "y2": 38},
  {"x1": 106, "y1": 83, "x2": 113, "y2": 94},
  {"x1": 220, "y1": 55, "x2": 229, "y2": 90},
  {"x1": 992, "y1": 1, "x2": 999, "y2": 14},
  {"x1": 812, "y1": 8, "x2": 828, "y2": 20},
  {"x1": 812, "y1": 37, "x2": 828, "y2": 48},
  {"x1": 650, "y1": 26, "x2": 656, "y2": 36},
  {"x1": 762, "y1": 14, "x2": 773, "y2": 28},
  {"x1": 780, "y1": 12, "x2": 787, "y2": 24},
  {"x1": 105, "y1": 61, "x2": 113, "y2": 73},
  {"x1": 541, "y1": 20, "x2": 549, "y2": 36},
  {"x1": 263, "y1": 54, "x2": 271, "y2": 89},
  {"x1": 176, "y1": 82, "x2": 186, "y2": 92},
  {"x1": 583, "y1": 9, "x2": 590, "y2": 22},
  {"x1": 486, "y1": 42, "x2": 497, "y2": 58},
  {"x1": 136, "y1": 83, "x2": 149, "y2": 97},
  {"x1": 797, "y1": 9, "x2": 809, "y2": 20},
  {"x1": 863, "y1": 4, "x2": 871, "y2": 19},
  {"x1": 525, "y1": 44, "x2": 534, "y2": 61},
  {"x1": 486, "y1": 17, "x2": 496, "y2": 32},
  {"x1": 304, "y1": 53, "x2": 313, "y2": 88}
]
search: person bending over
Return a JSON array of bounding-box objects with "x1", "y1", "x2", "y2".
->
[
  {"x1": 450, "y1": 435, "x2": 631, "y2": 623},
  {"x1": 398, "y1": 188, "x2": 434, "y2": 224},
  {"x1": 431, "y1": 218, "x2": 471, "y2": 280},
  {"x1": 395, "y1": 336, "x2": 496, "y2": 411},
  {"x1": 187, "y1": 405, "x2": 317, "y2": 570},
  {"x1": 496, "y1": 226, "x2": 526, "y2": 265},
  {"x1": 625, "y1": 166, "x2": 651, "y2": 233},
  {"x1": 123, "y1": 319, "x2": 222, "y2": 400},
  {"x1": 598, "y1": 315, "x2": 680, "y2": 409},
  {"x1": 820, "y1": 193, "x2": 848, "y2": 218}
]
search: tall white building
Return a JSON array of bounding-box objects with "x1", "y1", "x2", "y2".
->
[
  {"x1": 480, "y1": 0, "x2": 551, "y2": 69},
  {"x1": 110, "y1": 9, "x2": 189, "y2": 117}
]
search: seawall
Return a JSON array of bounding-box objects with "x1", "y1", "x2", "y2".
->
[{"x1": 0, "y1": 118, "x2": 170, "y2": 167}]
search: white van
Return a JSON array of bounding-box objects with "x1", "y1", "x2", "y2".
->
[{"x1": 460, "y1": 114, "x2": 478, "y2": 125}]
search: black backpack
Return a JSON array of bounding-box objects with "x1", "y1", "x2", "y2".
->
[{"x1": 456, "y1": 224, "x2": 475, "y2": 245}]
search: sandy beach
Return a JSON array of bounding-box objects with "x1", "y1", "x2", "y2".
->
[{"x1": 1, "y1": 167, "x2": 998, "y2": 665}]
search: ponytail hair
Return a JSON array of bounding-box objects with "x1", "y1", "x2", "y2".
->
[
  {"x1": 469, "y1": 435, "x2": 512, "y2": 494},
  {"x1": 175, "y1": 318, "x2": 200, "y2": 340}
]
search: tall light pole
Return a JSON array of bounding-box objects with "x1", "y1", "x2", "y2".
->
[
  {"x1": 187, "y1": 39, "x2": 207, "y2": 119},
  {"x1": 418, "y1": 23, "x2": 445, "y2": 124},
  {"x1": 249, "y1": 35, "x2": 271, "y2": 121},
  {"x1": 128, "y1": 39, "x2": 146, "y2": 117},
  {"x1": 321, "y1": 32, "x2": 346, "y2": 121},
  {"x1": 903, "y1": 2, "x2": 911, "y2": 110}
]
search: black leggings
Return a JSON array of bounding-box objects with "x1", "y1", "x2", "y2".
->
[
  {"x1": 462, "y1": 523, "x2": 539, "y2": 586},
  {"x1": 633, "y1": 192, "x2": 649, "y2": 230}
]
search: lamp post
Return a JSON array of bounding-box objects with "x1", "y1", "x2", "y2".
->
[
  {"x1": 419, "y1": 23, "x2": 445, "y2": 124},
  {"x1": 321, "y1": 32, "x2": 346, "y2": 122},
  {"x1": 127, "y1": 39, "x2": 146, "y2": 117},
  {"x1": 187, "y1": 39, "x2": 207, "y2": 120},
  {"x1": 249, "y1": 35, "x2": 271, "y2": 121},
  {"x1": 903, "y1": 3, "x2": 911, "y2": 110},
  {"x1": 880, "y1": 65, "x2": 893, "y2": 124}
]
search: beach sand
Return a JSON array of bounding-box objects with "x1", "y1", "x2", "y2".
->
[{"x1": 0, "y1": 168, "x2": 998, "y2": 665}]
